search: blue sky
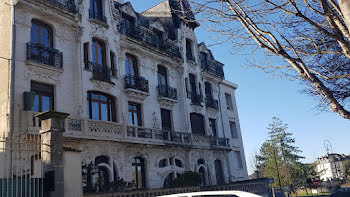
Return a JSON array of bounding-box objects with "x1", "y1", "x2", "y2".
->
[{"x1": 126, "y1": 0, "x2": 350, "y2": 174}]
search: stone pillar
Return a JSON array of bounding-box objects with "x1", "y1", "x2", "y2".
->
[{"x1": 36, "y1": 111, "x2": 70, "y2": 197}]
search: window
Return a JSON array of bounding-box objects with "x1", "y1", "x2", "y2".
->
[
  {"x1": 84, "y1": 42, "x2": 89, "y2": 69},
  {"x1": 230, "y1": 121, "x2": 238, "y2": 138},
  {"x1": 200, "y1": 52, "x2": 207, "y2": 67},
  {"x1": 94, "y1": 155, "x2": 110, "y2": 191},
  {"x1": 31, "y1": 82, "x2": 54, "y2": 112},
  {"x1": 205, "y1": 82, "x2": 212, "y2": 98},
  {"x1": 128, "y1": 102, "x2": 142, "y2": 126},
  {"x1": 198, "y1": 167, "x2": 206, "y2": 186},
  {"x1": 209, "y1": 118, "x2": 217, "y2": 137},
  {"x1": 197, "y1": 159, "x2": 205, "y2": 166},
  {"x1": 234, "y1": 151, "x2": 243, "y2": 169},
  {"x1": 31, "y1": 20, "x2": 53, "y2": 47},
  {"x1": 110, "y1": 51, "x2": 116, "y2": 76},
  {"x1": 186, "y1": 38, "x2": 194, "y2": 60},
  {"x1": 92, "y1": 38, "x2": 106, "y2": 66},
  {"x1": 215, "y1": 160, "x2": 224, "y2": 184},
  {"x1": 190, "y1": 113, "x2": 205, "y2": 135},
  {"x1": 87, "y1": 91, "x2": 116, "y2": 122},
  {"x1": 159, "y1": 159, "x2": 167, "y2": 168},
  {"x1": 131, "y1": 157, "x2": 146, "y2": 189},
  {"x1": 157, "y1": 65, "x2": 167, "y2": 86},
  {"x1": 175, "y1": 159, "x2": 183, "y2": 168},
  {"x1": 121, "y1": 14, "x2": 135, "y2": 34},
  {"x1": 125, "y1": 54, "x2": 138, "y2": 76},
  {"x1": 225, "y1": 93, "x2": 233, "y2": 110},
  {"x1": 189, "y1": 74, "x2": 197, "y2": 94},
  {"x1": 161, "y1": 109, "x2": 172, "y2": 131},
  {"x1": 90, "y1": 0, "x2": 103, "y2": 16}
]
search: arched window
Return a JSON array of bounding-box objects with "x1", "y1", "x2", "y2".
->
[
  {"x1": 163, "y1": 172, "x2": 176, "y2": 188},
  {"x1": 198, "y1": 167, "x2": 206, "y2": 186},
  {"x1": 125, "y1": 54, "x2": 138, "y2": 76},
  {"x1": 31, "y1": 19, "x2": 53, "y2": 47},
  {"x1": 92, "y1": 38, "x2": 106, "y2": 66},
  {"x1": 94, "y1": 156, "x2": 110, "y2": 192},
  {"x1": 159, "y1": 159, "x2": 167, "y2": 168},
  {"x1": 215, "y1": 160, "x2": 224, "y2": 185},
  {"x1": 175, "y1": 159, "x2": 183, "y2": 168},
  {"x1": 190, "y1": 113, "x2": 205, "y2": 135},
  {"x1": 87, "y1": 91, "x2": 116, "y2": 122},
  {"x1": 197, "y1": 159, "x2": 205, "y2": 166},
  {"x1": 131, "y1": 157, "x2": 146, "y2": 189}
]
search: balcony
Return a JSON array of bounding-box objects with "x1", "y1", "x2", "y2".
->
[
  {"x1": 201, "y1": 59, "x2": 224, "y2": 78},
  {"x1": 38, "y1": 0, "x2": 77, "y2": 13},
  {"x1": 119, "y1": 23, "x2": 181, "y2": 60},
  {"x1": 124, "y1": 75, "x2": 149, "y2": 101},
  {"x1": 186, "y1": 53, "x2": 195, "y2": 62},
  {"x1": 210, "y1": 136, "x2": 230, "y2": 148},
  {"x1": 88, "y1": 62, "x2": 112, "y2": 83},
  {"x1": 26, "y1": 42, "x2": 63, "y2": 69},
  {"x1": 157, "y1": 85, "x2": 178, "y2": 108},
  {"x1": 192, "y1": 134, "x2": 230, "y2": 149},
  {"x1": 187, "y1": 92, "x2": 203, "y2": 106},
  {"x1": 205, "y1": 96, "x2": 219, "y2": 110},
  {"x1": 89, "y1": 9, "x2": 107, "y2": 24}
]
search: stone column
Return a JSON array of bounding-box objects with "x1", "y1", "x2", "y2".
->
[{"x1": 36, "y1": 111, "x2": 70, "y2": 197}]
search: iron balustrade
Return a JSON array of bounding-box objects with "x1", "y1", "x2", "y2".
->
[
  {"x1": 205, "y1": 96, "x2": 219, "y2": 109},
  {"x1": 41, "y1": 0, "x2": 77, "y2": 13},
  {"x1": 89, "y1": 9, "x2": 107, "y2": 23},
  {"x1": 119, "y1": 23, "x2": 182, "y2": 59},
  {"x1": 89, "y1": 62, "x2": 112, "y2": 82},
  {"x1": 157, "y1": 85, "x2": 178, "y2": 100},
  {"x1": 26, "y1": 42, "x2": 63, "y2": 68},
  {"x1": 124, "y1": 75, "x2": 149, "y2": 93},
  {"x1": 201, "y1": 59, "x2": 225, "y2": 78},
  {"x1": 188, "y1": 92, "x2": 203, "y2": 106}
]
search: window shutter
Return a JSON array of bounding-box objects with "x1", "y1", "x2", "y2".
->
[{"x1": 84, "y1": 42, "x2": 89, "y2": 69}]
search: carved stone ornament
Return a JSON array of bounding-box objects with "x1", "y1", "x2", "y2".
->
[{"x1": 24, "y1": 64, "x2": 63, "y2": 86}]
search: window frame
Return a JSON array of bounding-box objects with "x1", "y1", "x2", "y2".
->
[
  {"x1": 209, "y1": 118, "x2": 217, "y2": 137},
  {"x1": 87, "y1": 91, "x2": 116, "y2": 122},
  {"x1": 157, "y1": 65, "x2": 168, "y2": 86},
  {"x1": 128, "y1": 102, "x2": 142, "y2": 126},
  {"x1": 234, "y1": 151, "x2": 243, "y2": 169},
  {"x1": 161, "y1": 108, "x2": 172, "y2": 131},
  {"x1": 92, "y1": 38, "x2": 107, "y2": 66},
  {"x1": 225, "y1": 93, "x2": 233, "y2": 110},
  {"x1": 131, "y1": 157, "x2": 146, "y2": 189},
  {"x1": 190, "y1": 113, "x2": 205, "y2": 135},
  {"x1": 31, "y1": 19, "x2": 53, "y2": 48},
  {"x1": 125, "y1": 54, "x2": 138, "y2": 76},
  {"x1": 230, "y1": 121, "x2": 238, "y2": 138},
  {"x1": 31, "y1": 82, "x2": 54, "y2": 112}
]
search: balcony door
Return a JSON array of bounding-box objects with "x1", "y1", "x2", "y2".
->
[
  {"x1": 125, "y1": 54, "x2": 138, "y2": 76},
  {"x1": 157, "y1": 65, "x2": 167, "y2": 87},
  {"x1": 128, "y1": 102, "x2": 142, "y2": 126},
  {"x1": 161, "y1": 109, "x2": 172, "y2": 131},
  {"x1": 204, "y1": 82, "x2": 212, "y2": 99},
  {"x1": 200, "y1": 52, "x2": 207, "y2": 68},
  {"x1": 90, "y1": 0, "x2": 103, "y2": 16},
  {"x1": 190, "y1": 113, "x2": 205, "y2": 135},
  {"x1": 189, "y1": 74, "x2": 197, "y2": 95},
  {"x1": 92, "y1": 38, "x2": 106, "y2": 66}
]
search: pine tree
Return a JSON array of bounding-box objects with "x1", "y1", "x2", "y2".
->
[{"x1": 256, "y1": 117, "x2": 304, "y2": 190}]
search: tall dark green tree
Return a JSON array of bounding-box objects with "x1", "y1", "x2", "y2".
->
[{"x1": 256, "y1": 117, "x2": 304, "y2": 190}]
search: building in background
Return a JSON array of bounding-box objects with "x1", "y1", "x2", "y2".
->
[
  {"x1": 315, "y1": 153, "x2": 350, "y2": 182},
  {"x1": 0, "y1": 0, "x2": 248, "y2": 194}
]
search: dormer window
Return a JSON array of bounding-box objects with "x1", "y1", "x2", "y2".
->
[
  {"x1": 121, "y1": 14, "x2": 135, "y2": 34},
  {"x1": 200, "y1": 52, "x2": 208, "y2": 68}
]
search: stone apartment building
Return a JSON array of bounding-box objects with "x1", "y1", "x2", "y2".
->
[
  {"x1": 0, "y1": 0, "x2": 248, "y2": 195},
  {"x1": 315, "y1": 153, "x2": 350, "y2": 182}
]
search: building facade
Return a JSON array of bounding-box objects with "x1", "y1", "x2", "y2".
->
[
  {"x1": 315, "y1": 153, "x2": 350, "y2": 182},
  {"x1": 0, "y1": 0, "x2": 248, "y2": 193}
]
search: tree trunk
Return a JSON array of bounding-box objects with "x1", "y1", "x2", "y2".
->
[{"x1": 340, "y1": 0, "x2": 350, "y2": 33}]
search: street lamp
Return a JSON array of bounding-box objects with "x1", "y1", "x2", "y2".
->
[{"x1": 324, "y1": 140, "x2": 340, "y2": 187}]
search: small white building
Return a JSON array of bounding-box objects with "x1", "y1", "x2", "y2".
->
[
  {"x1": 315, "y1": 153, "x2": 350, "y2": 182},
  {"x1": 0, "y1": 0, "x2": 248, "y2": 194}
]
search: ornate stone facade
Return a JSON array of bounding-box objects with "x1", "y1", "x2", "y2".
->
[{"x1": 3, "y1": 0, "x2": 248, "y2": 192}]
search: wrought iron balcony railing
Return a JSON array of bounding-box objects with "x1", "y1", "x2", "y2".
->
[
  {"x1": 89, "y1": 9, "x2": 107, "y2": 23},
  {"x1": 41, "y1": 0, "x2": 77, "y2": 13},
  {"x1": 187, "y1": 92, "x2": 203, "y2": 106},
  {"x1": 157, "y1": 85, "x2": 177, "y2": 100},
  {"x1": 186, "y1": 53, "x2": 195, "y2": 61},
  {"x1": 210, "y1": 136, "x2": 230, "y2": 148},
  {"x1": 201, "y1": 59, "x2": 224, "y2": 78},
  {"x1": 26, "y1": 42, "x2": 63, "y2": 68},
  {"x1": 119, "y1": 23, "x2": 182, "y2": 59},
  {"x1": 88, "y1": 62, "x2": 111, "y2": 82},
  {"x1": 205, "y1": 96, "x2": 219, "y2": 109},
  {"x1": 124, "y1": 75, "x2": 149, "y2": 93}
]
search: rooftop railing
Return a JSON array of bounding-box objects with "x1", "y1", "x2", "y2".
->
[{"x1": 201, "y1": 59, "x2": 225, "y2": 78}]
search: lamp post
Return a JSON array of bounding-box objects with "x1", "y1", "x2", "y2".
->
[{"x1": 324, "y1": 140, "x2": 340, "y2": 188}]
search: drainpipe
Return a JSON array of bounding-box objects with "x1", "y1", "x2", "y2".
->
[{"x1": 9, "y1": 0, "x2": 17, "y2": 138}]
